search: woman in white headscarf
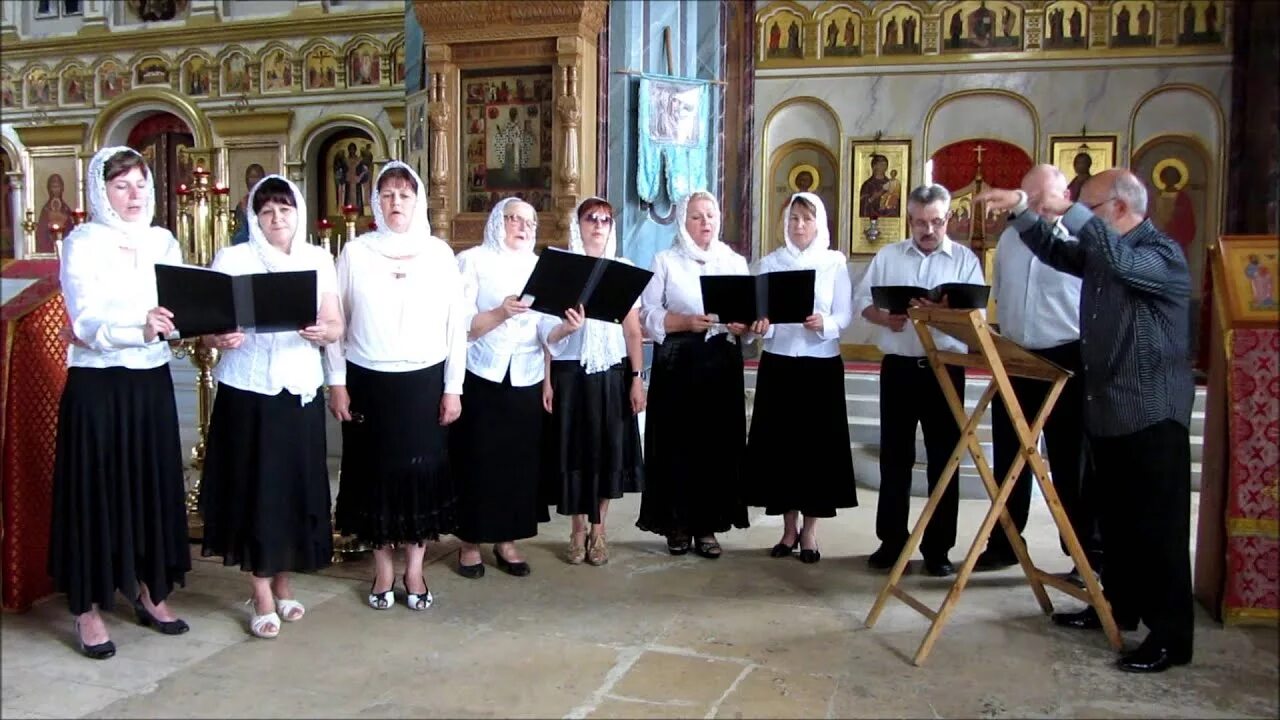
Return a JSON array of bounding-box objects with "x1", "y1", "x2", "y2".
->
[
  {"x1": 198, "y1": 174, "x2": 343, "y2": 640},
  {"x1": 451, "y1": 197, "x2": 546, "y2": 578},
  {"x1": 326, "y1": 161, "x2": 466, "y2": 612},
  {"x1": 537, "y1": 197, "x2": 646, "y2": 566},
  {"x1": 745, "y1": 193, "x2": 857, "y2": 564},
  {"x1": 637, "y1": 190, "x2": 761, "y2": 559},
  {"x1": 49, "y1": 146, "x2": 191, "y2": 660}
]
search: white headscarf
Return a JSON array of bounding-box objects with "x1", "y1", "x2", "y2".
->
[
  {"x1": 363, "y1": 160, "x2": 433, "y2": 257},
  {"x1": 80, "y1": 145, "x2": 171, "y2": 250},
  {"x1": 567, "y1": 197, "x2": 628, "y2": 374},
  {"x1": 483, "y1": 197, "x2": 536, "y2": 255},
  {"x1": 246, "y1": 174, "x2": 311, "y2": 273},
  {"x1": 672, "y1": 190, "x2": 733, "y2": 264},
  {"x1": 777, "y1": 192, "x2": 840, "y2": 270}
]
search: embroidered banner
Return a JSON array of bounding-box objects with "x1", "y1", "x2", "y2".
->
[{"x1": 636, "y1": 74, "x2": 711, "y2": 204}]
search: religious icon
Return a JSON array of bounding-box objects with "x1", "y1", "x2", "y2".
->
[
  {"x1": 27, "y1": 68, "x2": 52, "y2": 106},
  {"x1": 328, "y1": 140, "x2": 374, "y2": 215},
  {"x1": 347, "y1": 43, "x2": 381, "y2": 88},
  {"x1": 850, "y1": 138, "x2": 910, "y2": 254},
  {"x1": 305, "y1": 46, "x2": 339, "y2": 91},
  {"x1": 393, "y1": 45, "x2": 406, "y2": 85},
  {"x1": 1043, "y1": 0, "x2": 1088, "y2": 50},
  {"x1": 943, "y1": 0, "x2": 1023, "y2": 53},
  {"x1": 184, "y1": 56, "x2": 212, "y2": 96},
  {"x1": 762, "y1": 10, "x2": 805, "y2": 60},
  {"x1": 61, "y1": 66, "x2": 88, "y2": 104},
  {"x1": 1216, "y1": 236, "x2": 1280, "y2": 325},
  {"x1": 37, "y1": 173, "x2": 74, "y2": 255},
  {"x1": 1, "y1": 70, "x2": 18, "y2": 109},
  {"x1": 459, "y1": 68, "x2": 555, "y2": 213},
  {"x1": 1111, "y1": 1, "x2": 1155, "y2": 47},
  {"x1": 769, "y1": 144, "x2": 839, "y2": 253},
  {"x1": 126, "y1": 0, "x2": 187, "y2": 22},
  {"x1": 1048, "y1": 135, "x2": 1118, "y2": 203},
  {"x1": 880, "y1": 6, "x2": 922, "y2": 55},
  {"x1": 98, "y1": 61, "x2": 127, "y2": 101},
  {"x1": 261, "y1": 49, "x2": 293, "y2": 93},
  {"x1": 645, "y1": 79, "x2": 703, "y2": 147},
  {"x1": 821, "y1": 10, "x2": 863, "y2": 58},
  {"x1": 134, "y1": 57, "x2": 171, "y2": 86},
  {"x1": 222, "y1": 52, "x2": 250, "y2": 95},
  {"x1": 1177, "y1": 0, "x2": 1224, "y2": 46}
]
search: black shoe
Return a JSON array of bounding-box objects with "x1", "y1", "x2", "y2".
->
[
  {"x1": 1051, "y1": 607, "x2": 1138, "y2": 632},
  {"x1": 132, "y1": 597, "x2": 190, "y2": 635},
  {"x1": 867, "y1": 544, "x2": 902, "y2": 570},
  {"x1": 923, "y1": 556, "x2": 955, "y2": 577},
  {"x1": 493, "y1": 545, "x2": 531, "y2": 577},
  {"x1": 1117, "y1": 641, "x2": 1191, "y2": 673},
  {"x1": 667, "y1": 533, "x2": 691, "y2": 556},
  {"x1": 974, "y1": 549, "x2": 1018, "y2": 572},
  {"x1": 769, "y1": 541, "x2": 798, "y2": 558},
  {"x1": 457, "y1": 550, "x2": 485, "y2": 579},
  {"x1": 1055, "y1": 567, "x2": 1086, "y2": 589},
  {"x1": 74, "y1": 619, "x2": 116, "y2": 660},
  {"x1": 798, "y1": 548, "x2": 821, "y2": 564},
  {"x1": 693, "y1": 538, "x2": 722, "y2": 559}
]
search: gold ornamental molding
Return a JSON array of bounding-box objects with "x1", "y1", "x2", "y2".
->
[
  {"x1": 208, "y1": 111, "x2": 295, "y2": 138},
  {"x1": 14, "y1": 123, "x2": 87, "y2": 147},
  {"x1": 89, "y1": 87, "x2": 213, "y2": 149},
  {"x1": 383, "y1": 104, "x2": 406, "y2": 131},
  {"x1": 0, "y1": 9, "x2": 402, "y2": 61},
  {"x1": 416, "y1": 0, "x2": 608, "y2": 44}
]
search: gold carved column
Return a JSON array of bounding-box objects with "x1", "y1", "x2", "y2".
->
[{"x1": 415, "y1": 0, "x2": 606, "y2": 250}]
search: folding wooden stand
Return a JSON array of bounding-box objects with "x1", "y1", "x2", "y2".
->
[{"x1": 863, "y1": 308, "x2": 1122, "y2": 666}]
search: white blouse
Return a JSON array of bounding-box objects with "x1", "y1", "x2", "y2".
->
[
  {"x1": 323, "y1": 237, "x2": 468, "y2": 394},
  {"x1": 851, "y1": 237, "x2": 986, "y2": 357},
  {"x1": 754, "y1": 249, "x2": 851, "y2": 359},
  {"x1": 457, "y1": 244, "x2": 543, "y2": 388},
  {"x1": 60, "y1": 224, "x2": 183, "y2": 370},
  {"x1": 210, "y1": 242, "x2": 339, "y2": 404},
  {"x1": 639, "y1": 247, "x2": 750, "y2": 344}
]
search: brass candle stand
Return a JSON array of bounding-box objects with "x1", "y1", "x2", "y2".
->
[{"x1": 173, "y1": 165, "x2": 233, "y2": 541}]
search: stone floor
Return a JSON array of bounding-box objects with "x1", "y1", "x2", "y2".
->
[{"x1": 2, "y1": 490, "x2": 1277, "y2": 719}]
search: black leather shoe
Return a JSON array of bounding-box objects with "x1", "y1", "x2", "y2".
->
[
  {"x1": 133, "y1": 597, "x2": 190, "y2": 635},
  {"x1": 769, "y1": 541, "x2": 797, "y2": 558},
  {"x1": 493, "y1": 545, "x2": 531, "y2": 577},
  {"x1": 1051, "y1": 607, "x2": 1138, "y2": 632},
  {"x1": 1117, "y1": 642, "x2": 1190, "y2": 673},
  {"x1": 457, "y1": 550, "x2": 485, "y2": 579},
  {"x1": 74, "y1": 620, "x2": 115, "y2": 660},
  {"x1": 974, "y1": 549, "x2": 1018, "y2": 572},
  {"x1": 867, "y1": 544, "x2": 902, "y2": 570},
  {"x1": 923, "y1": 556, "x2": 955, "y2": 577},
  {"x1": 798, "y1": 547, "x2": 821, "y2": 564}
]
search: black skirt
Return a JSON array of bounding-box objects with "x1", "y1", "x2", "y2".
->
[
  {"x1": 450, "y1": 370, "x2": 546, "y2": 543},
  {"x1": 199, "y1": 383, "x2": 332, "y2": 576},
  {"x1": 48, "y1": 365, "x2": 190, "y2": 615},
  {"x1": 541, "y1": 360, "x2": 644, "y2": 523},
  {"x1": 334, "y1": 361, "x2": 457, "y2": 546},
  {"x1": 745, "y1": 352, "x2": 857, "y2": 517},
  {"x1": 637, "y1": 332, "x2": 749, "y2": 538}
]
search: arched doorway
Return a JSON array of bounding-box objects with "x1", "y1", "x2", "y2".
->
[
  {"x1": 126, "y1": 111, "x2": 195, "y2": 234},
  {"x1": 0, "y1": 148, "x2": 13, "y2": 259},
  {"x1": 930, "y1": 139, "x2": 1033, "y2": 249}
]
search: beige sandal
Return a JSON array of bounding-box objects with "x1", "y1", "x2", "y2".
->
[
  {"x1": 567, "y1": 530, "x2": 587, "y2": 565},
  {"x1": 586, "y1": 532, "x2": 608, "y2": 566}
]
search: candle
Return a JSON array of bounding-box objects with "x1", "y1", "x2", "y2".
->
[
  {"x1": 195, "y1": 165, "x2": 205, "y2": 174},
  {"x1": 342, "y1": 204, "x2": 356, "y2": 214},
  {"x1": 178, "y1": 183, "x2": 189, "y2": 194},
  {"x1": 318, "y1": 218, "x2": 332, "y2": 229}
]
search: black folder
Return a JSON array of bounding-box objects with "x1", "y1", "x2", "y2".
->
[
  {"x1": 519, "y1": 248, "x2": 654, "y2": 324},
  {"x1": 870, "y1": 283, "x2": 990, "y2": 315},
  {"x1": 155, "y1": 264, "x2": 318, "y2": 338},
  {"x1": 699, "y1": 269, "x2": 816, "y2": 325}
]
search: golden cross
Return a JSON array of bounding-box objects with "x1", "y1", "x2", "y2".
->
[{"x1": 973, "y1": 143, "x2": 987, "y2": 166}]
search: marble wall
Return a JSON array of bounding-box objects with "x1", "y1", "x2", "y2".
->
[
  {"x1": 754, "y1": 57, "x2": 1232, "y2": 344},
  {"x1": 607, "y1": 0, "x2": 723, "y2": 272}
]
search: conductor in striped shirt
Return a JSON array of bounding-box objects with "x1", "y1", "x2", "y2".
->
[{"x1": 978, "y1": 168, "x2": 1195, "y2": 675}]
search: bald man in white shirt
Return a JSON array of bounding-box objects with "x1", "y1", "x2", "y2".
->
[
  {"x1": 976, "y1": 164, "x2": 1102, "y2": 583},
  {"x1": 853, "y1": 184, "x2": 986, "y2": 577}
]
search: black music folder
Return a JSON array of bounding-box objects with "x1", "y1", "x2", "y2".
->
[
  {"x1": 870, "y1": 283, "x2": 990, "y2": 315},
  {"x1": 155, "y1": 264, "x2": 317, "y2": 338},
  {"x1": 699, "y1": 269, "x2": 815, "y2": 325},
  {"x1": 519, "y1": 248, "x2": 654, "y2": 324}
]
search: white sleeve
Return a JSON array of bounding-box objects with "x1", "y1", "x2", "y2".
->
[
  {"x1": 851, "y1": 252, "x2": 880, "y2": 316},
  {"x1": 639, "y1": 253, "x2": 670, "y2": 344},
  {"x1": 962, "y1": 249, "x2": 988, "y2": 319},
  {"x1": 323, "y1": 246, "x2": 352, "y2": 386},
  {"x1": 442, "y1": 254, "x2": 469, "y2": 395},
  {"x1": 821, "y1": 260, "x2": 853, "y2": 339},
  {"x1": 457, "y1": 250, "x2": 481, "y2": 344},
  {"x1": 61, "y1": 234, "x2": 149, "y2": 350}
]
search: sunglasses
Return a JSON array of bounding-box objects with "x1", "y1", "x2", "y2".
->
[{"x1": 583, "y1": 213, "x2": 613, "y2": 226}]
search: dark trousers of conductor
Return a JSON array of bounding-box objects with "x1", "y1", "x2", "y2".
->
[
  {"x1": 988, "y1": 340, "x2": 1103, "y2": 566},
  {"x1": 1090, "y1": 420, "x2": 1194, "y2": 658},
  {"x1": 876, "y1": 354, "x2": 966, "y2": 559}
]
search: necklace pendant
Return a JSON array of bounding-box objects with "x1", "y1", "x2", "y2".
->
[{"x1": 392, "y1": 271, "x2": 406, "y2": 279}]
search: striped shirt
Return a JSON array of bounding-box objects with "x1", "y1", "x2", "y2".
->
[{"x1": 1010, "y1": 203, "x2": 1193, "y2": 437}]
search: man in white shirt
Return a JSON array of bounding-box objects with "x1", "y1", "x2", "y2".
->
[
  {"x1": 976, "y1": 164, "x2": 1102, "y2": 583},
  {"x1": 853, "y1": 184, "x2": 985, "y2": 577}
]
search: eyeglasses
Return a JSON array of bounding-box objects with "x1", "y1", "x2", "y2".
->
[
  {"x1": 1086, "y1": 196, "x2": 1116, "y2": 211},
  {"x1": 909, "y1": 217, "x2": 949, "y2": 231},
  {"x1": 583, "y1": 214, "x2": 613, "y2": 226},
  {"x1": 504, "y1": 214, "x2": 538, "y2": 229}
]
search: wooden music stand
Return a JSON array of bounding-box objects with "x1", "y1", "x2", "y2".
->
[{"x1": 863, "y1": 307, "x2": 1122, "y2": 666}]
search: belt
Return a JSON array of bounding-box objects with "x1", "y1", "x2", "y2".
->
[{"x1": 885, "y1": 354, "x2": 930, "y2": 369}]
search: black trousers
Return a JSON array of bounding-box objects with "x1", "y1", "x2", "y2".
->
[
  {"x1": 1091, "y1": 420, "x2": 1194, "y2": 657},
  {"x1": 876, "y1": 355, "x2": 966, "y2": 559},
  {"x1": 987, "y1": 341, "x2": 1102, "y2": 564}
]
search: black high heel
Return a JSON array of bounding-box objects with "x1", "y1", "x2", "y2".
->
[
  {"x1": 74, "y1": 619, "x2": 116, "y2": 660},
  {"x1": 770, "y1": 540, "x2": 798, "y2": 558},
  {"x1": 132, "y1": 596, "x2": 190, "y2": 635},
  {"x1": 457, "y1": 549, "x2": 485, "y2": 579},
  {"x1": 493, "y1": 544, "x2": 531, "y2": 577}
]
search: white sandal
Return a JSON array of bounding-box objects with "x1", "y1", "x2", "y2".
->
[
  {"x1": 402, "y1": 574, "x2": 433, "y2": 611},
  {"x1": 245, "y1": 600, "x2": 280, "y2": 639},
  {"x1": 276, "y1": 598, "x2": 305, "y2": 622},
  {"x1": 368, "y1": 583, "x2": 394, "y2": 610}
]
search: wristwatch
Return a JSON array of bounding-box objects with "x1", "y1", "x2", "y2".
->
[{"x1": 630, "y1": 369, "x2": 642, "y2": 378}]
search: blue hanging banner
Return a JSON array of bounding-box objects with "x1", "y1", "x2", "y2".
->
[{"x1": 635, "y1": 73, "x2": 711, "y2": 205}]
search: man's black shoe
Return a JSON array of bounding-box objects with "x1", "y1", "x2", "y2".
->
[
  {"x1": 923, "y1": 556, "x2": 955, "y2": 577},
  {"x1": 974, "y1": 549, "x2": 1019, "y2": 572},
  {"x1": 1117, "y1": 641, "x2": 1190, "y2": 673},
  {"x1": 1051, "y1": 607, "x2": 1137, "y2": 632},
  {"x1": 867, "y1": 544, "x2": 902, "y2": 570}
]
